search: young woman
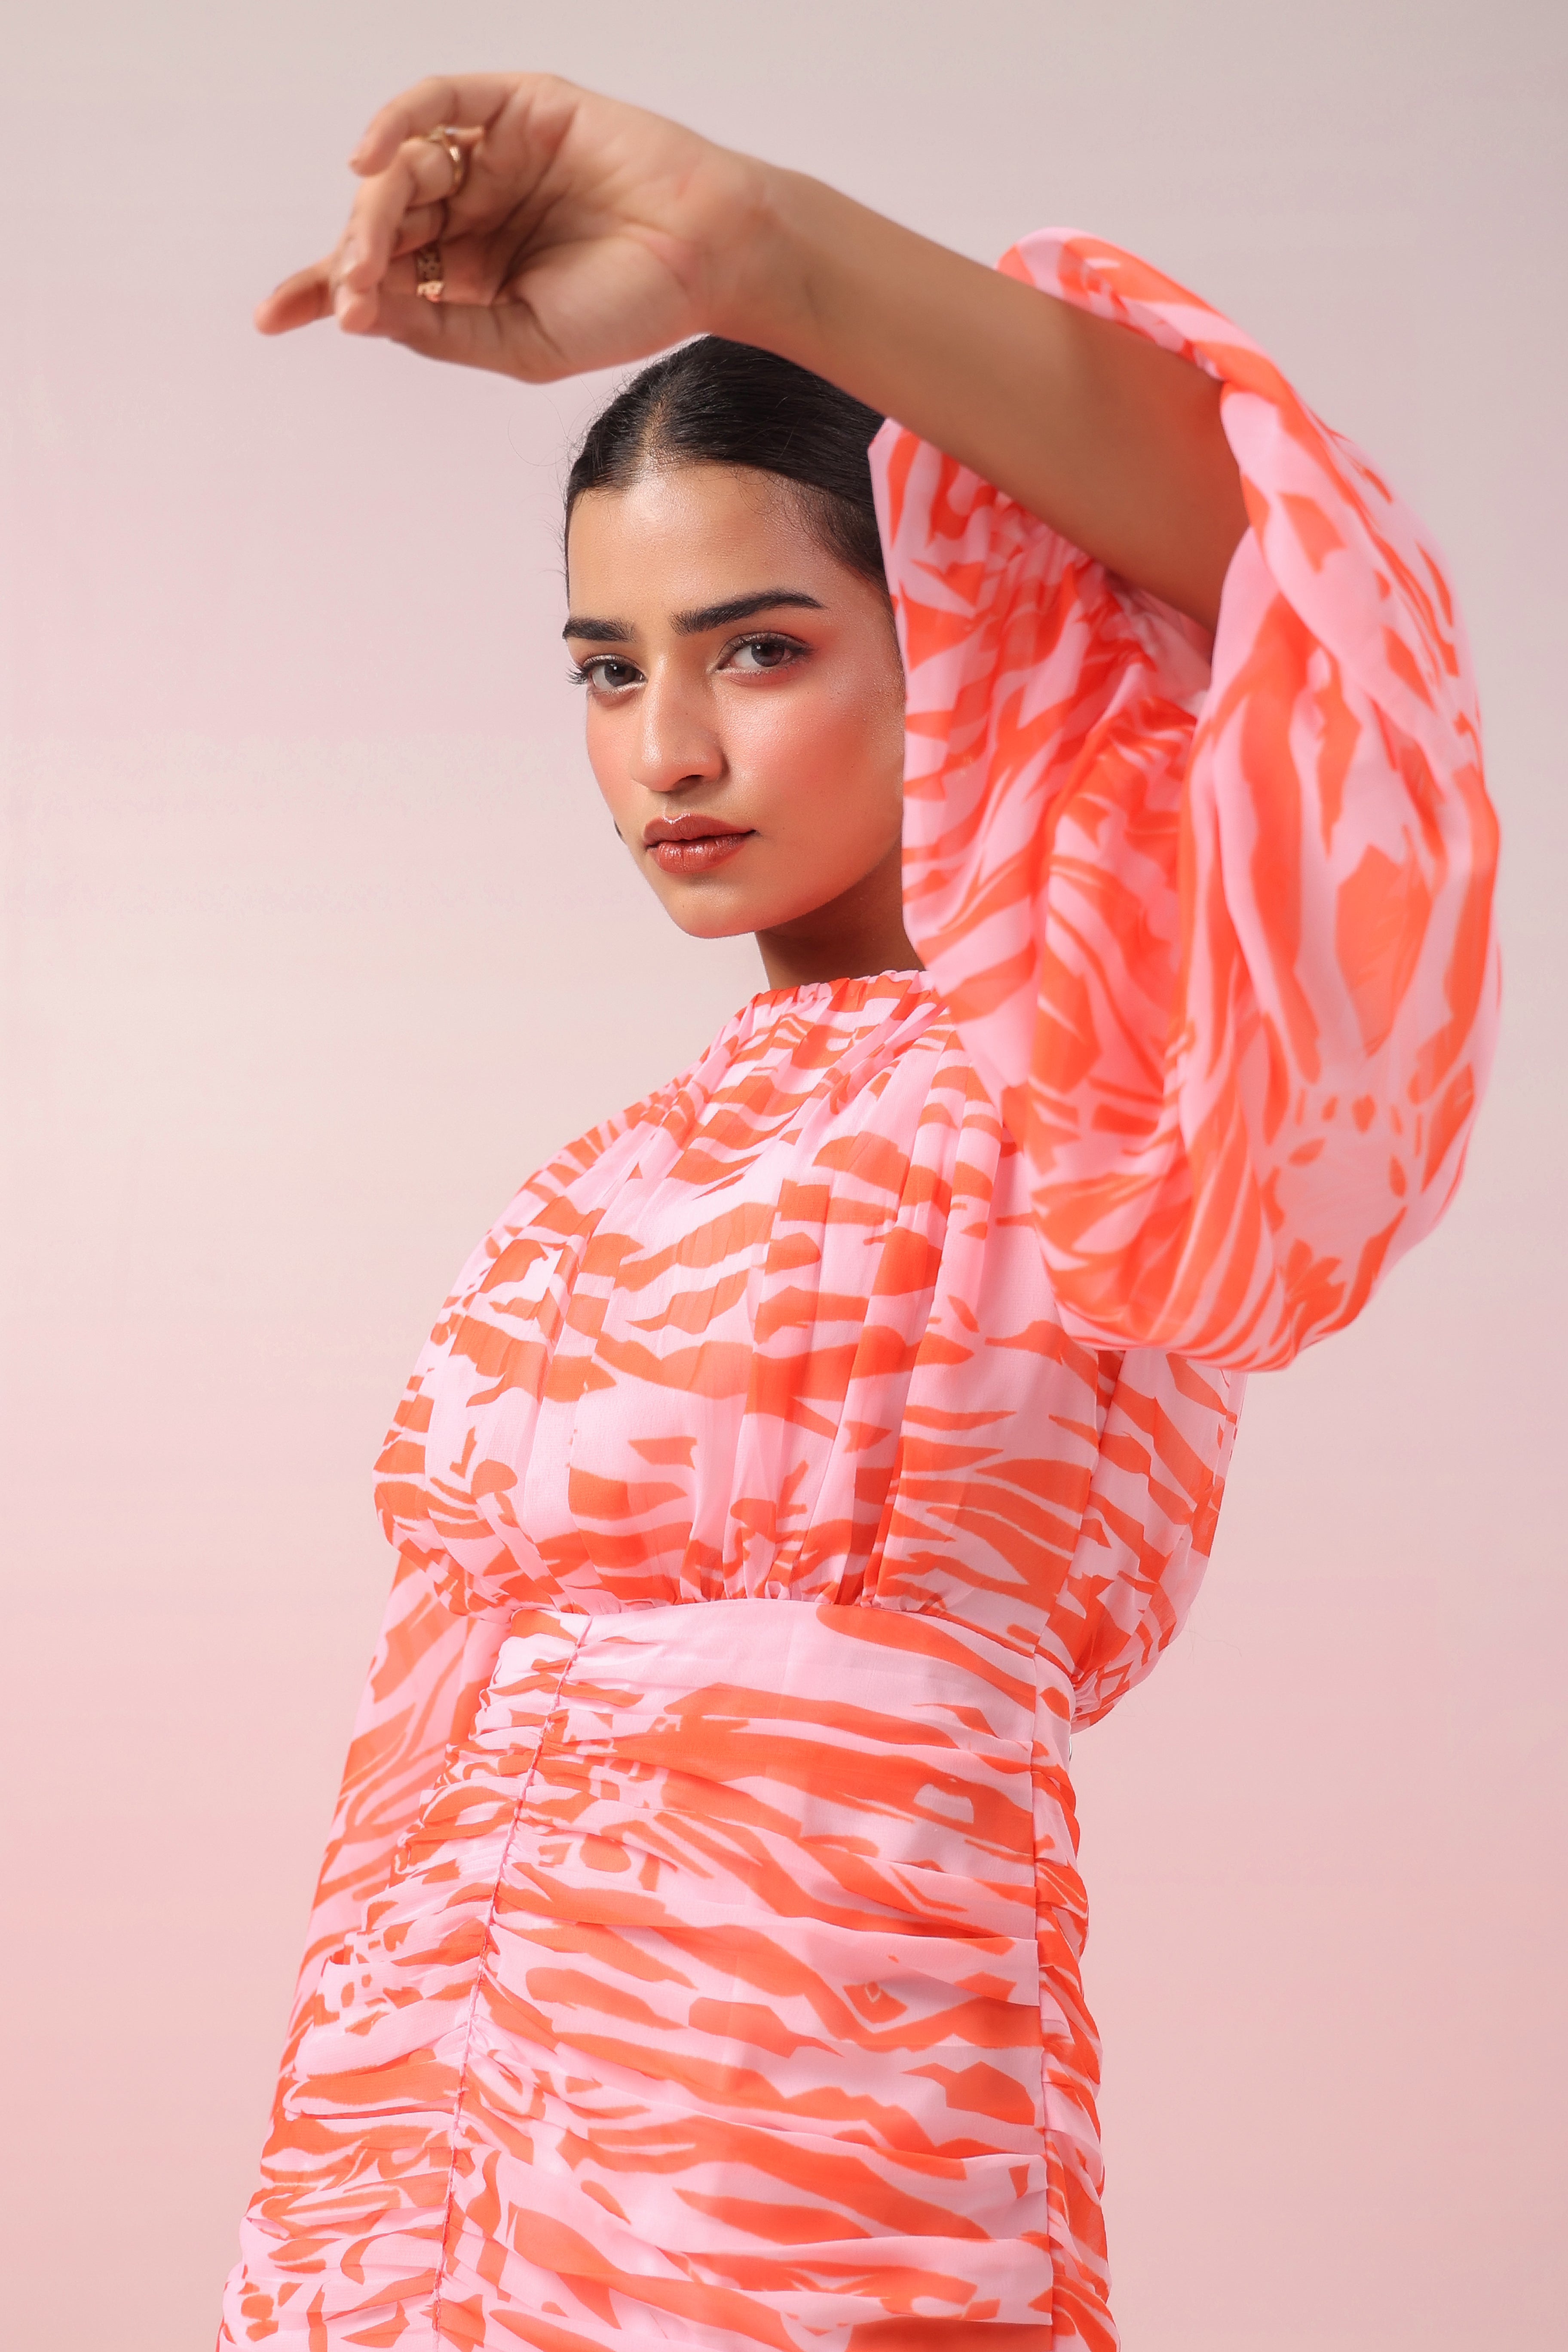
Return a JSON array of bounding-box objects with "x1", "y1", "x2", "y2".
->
[{"x1": 221, "y1": 70, "x2": 1499, "y2": 2352}]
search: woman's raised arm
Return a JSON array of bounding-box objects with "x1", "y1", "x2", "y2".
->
[
  {"x1": 258, "y1": 70, "x2": 1246, "y2": 627},
  {"x1": 259, "y1": 70, "x2": 1498, "y2": 1369}
]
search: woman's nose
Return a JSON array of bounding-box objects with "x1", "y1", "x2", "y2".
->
[{"x1": 630, "y1": 668, "x2": 723, "y2": 794}]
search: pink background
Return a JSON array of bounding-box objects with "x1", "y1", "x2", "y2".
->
[{"x1": 2, "y1": 3, "x2": 1563, "y2": 2344}]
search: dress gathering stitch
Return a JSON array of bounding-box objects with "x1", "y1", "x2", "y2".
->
[{"x1": 220, "y1": 232, "x2": 1499, "y2": 2351}]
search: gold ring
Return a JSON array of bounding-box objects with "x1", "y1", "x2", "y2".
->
[
  {"x1": 424, "y1": 125, "x2": 468, "y2": 200},
  {"x1": 414, "y1": 242, "x2": 444, "y2": 303}
]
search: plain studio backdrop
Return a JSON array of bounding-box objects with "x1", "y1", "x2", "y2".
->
[{"x1": 1, "y1": 3, "x2": 1563, "y2": 2345}]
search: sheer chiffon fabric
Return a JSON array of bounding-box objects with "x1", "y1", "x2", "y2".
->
[{"x1": 220, "y1": 233, "x2": 1496, "y2": 2351}]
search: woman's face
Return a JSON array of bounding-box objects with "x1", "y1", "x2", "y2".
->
[{"x1": 564, "y1": 465, "x2": 909, "y2": 965}]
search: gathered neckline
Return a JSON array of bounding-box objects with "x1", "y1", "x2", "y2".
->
[{"x1": 744, "y1": 968, "x2": 931, "y2": 1016}]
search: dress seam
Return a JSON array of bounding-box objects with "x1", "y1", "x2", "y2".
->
[
  {"x1": 1031, "y1": 1645, "x2": 1059, "y2": 2344},
  {"x1": 427, "y1": 1617, "x2": 590, "y2": 2346}
]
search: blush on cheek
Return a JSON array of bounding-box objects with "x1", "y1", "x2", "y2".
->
[{"x1": 584, "y1": 712, "x2": 639, "y2": 840}]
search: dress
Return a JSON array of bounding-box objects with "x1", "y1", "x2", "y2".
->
[{"x1": 220, "y1": 232, "x2": 1498, "y2": 2350}]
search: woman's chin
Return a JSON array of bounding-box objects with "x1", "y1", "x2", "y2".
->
[
  {"x1": 649, "y1": 873, "x2": 793, "y2": 943},
  {"x1": 648, "y1": 862, "x2": 887, "y2": 947},
  {"x1": 656, "y1": 889, "x2": 768, "y2": 943}
]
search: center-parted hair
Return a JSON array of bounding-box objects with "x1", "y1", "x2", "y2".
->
[{"x1": 564, "y1": 338, "x2": 888, "y2": 591}]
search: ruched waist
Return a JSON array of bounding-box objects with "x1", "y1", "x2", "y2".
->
[{"x1": 224, "y1": 1602, "x2": 1108, "y2": 2349}]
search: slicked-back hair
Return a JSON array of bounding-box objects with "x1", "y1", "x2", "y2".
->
[{"x1": 564, "y1": 338, "x2": 888, "y2": 592}]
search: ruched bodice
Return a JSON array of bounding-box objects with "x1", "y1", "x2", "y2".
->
[
  {"x1": 377, "y1": 971, "x2": 1235, "y2": 1715},
  {"x1": 221, "y1": 230, "x2": 1497, "y2": 2352}
]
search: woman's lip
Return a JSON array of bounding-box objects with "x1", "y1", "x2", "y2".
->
[
  {"x1": 642, "y1": 814, "x2": 755, "y2": 878},
  {"x1": 642, "y1": 815, "x2": 752, "y2": 845},
  {"x1": 648, "y1": 832, "x2": 751, "y2": 877}
]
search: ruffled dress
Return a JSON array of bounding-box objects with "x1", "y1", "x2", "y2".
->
[{"x1": 220, "y1": 231, "x2": 1498, "y2": 2350}]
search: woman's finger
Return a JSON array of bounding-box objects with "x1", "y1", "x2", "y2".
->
[
  {"x1": 335, "y1": 131, "x2": 482, "y2": 309},
  {"x1": 349, "y1": 72, "x2": 526, "y2": 176},
  {"x1": 352, "y1": 288, "x2": 569, "y2": 384},
  {"x1": 345, "y1": 232, "x2": 479, "y2": 320},
  {"x1": 389, "y1": 202, "x2": 447, "y2": 260},
  {"x1": 255, "y1": 261, "x2": 333, "y2": 335},
  {"x1": 254, "y1": 187, "x2": 442, "y2": 337}
]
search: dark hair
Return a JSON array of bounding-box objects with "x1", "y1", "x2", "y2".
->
[{"x1": 564, "y1": 337, "x2": 887, "y2": 591}]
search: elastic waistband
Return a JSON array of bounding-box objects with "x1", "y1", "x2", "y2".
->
[{"x1": 489, "y1": 1595, "x2": 1069, "y2": 1770}]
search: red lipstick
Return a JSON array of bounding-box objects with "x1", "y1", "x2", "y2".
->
[{"x1": 643, "y1": 812, "x2": 754, "y2": 877}]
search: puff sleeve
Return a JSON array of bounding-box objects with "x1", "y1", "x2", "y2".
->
[{"x1": 874, "y1": 230, "x2": 1499, "y2": 1369}]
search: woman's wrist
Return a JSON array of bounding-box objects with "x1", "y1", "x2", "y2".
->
[
  {"x1": 699, "y1": 164, "x2": 1004, "y2": 438},
  {"x1": 695, "y1": 157, "x2": 827, "y2": 357}
]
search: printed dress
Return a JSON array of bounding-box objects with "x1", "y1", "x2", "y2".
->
[{"x1": 221, "y1": 232, "x2": 1499, "y2": 2350}]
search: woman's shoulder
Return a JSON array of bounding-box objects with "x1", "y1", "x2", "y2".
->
[{"x1": 493, "y1": 968, "x2": 968, "y2": 1227}]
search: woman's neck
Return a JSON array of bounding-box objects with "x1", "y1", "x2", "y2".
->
[{"x1": 753, "y1": 839, "x2": 922, "y2": 989}]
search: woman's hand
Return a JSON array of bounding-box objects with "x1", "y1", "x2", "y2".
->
[
  {"x1": 259, "y1": 69, "x2": 1247, "y2": 627},
  {"x1": 256, "y1": 72, "x2": 772, "y2": 380}
]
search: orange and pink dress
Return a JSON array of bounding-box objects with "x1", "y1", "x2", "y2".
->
[{"x1": 221, "y1": 232, "x2": 1499, "y2": 2350}]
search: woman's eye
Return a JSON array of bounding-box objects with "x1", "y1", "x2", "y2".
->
[
  {"x1": 725, "y1": 634, "x2": 803, "y2": 673},
  {"x1": 576, "y1": 657, "x2": 642, "y2": 691}
]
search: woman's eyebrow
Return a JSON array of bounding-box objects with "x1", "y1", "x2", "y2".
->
[
  {"x1": 560, "y1": 613, "x2": 633, "y2": 643},
  {"x1": 560, "y1": 589, "x2": 825, "y2": 643},
  {"x1": 672, "y1": 590, "x2": 824, "y2": 635}
]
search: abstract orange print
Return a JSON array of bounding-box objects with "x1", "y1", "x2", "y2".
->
[{"x1": 222, "y1": 234, "x2": 1497, "y2": 2350}]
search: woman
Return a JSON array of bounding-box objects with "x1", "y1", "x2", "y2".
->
[{"x1": 222, "y1": 70, "x2": 1499, "y2": 2351}]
